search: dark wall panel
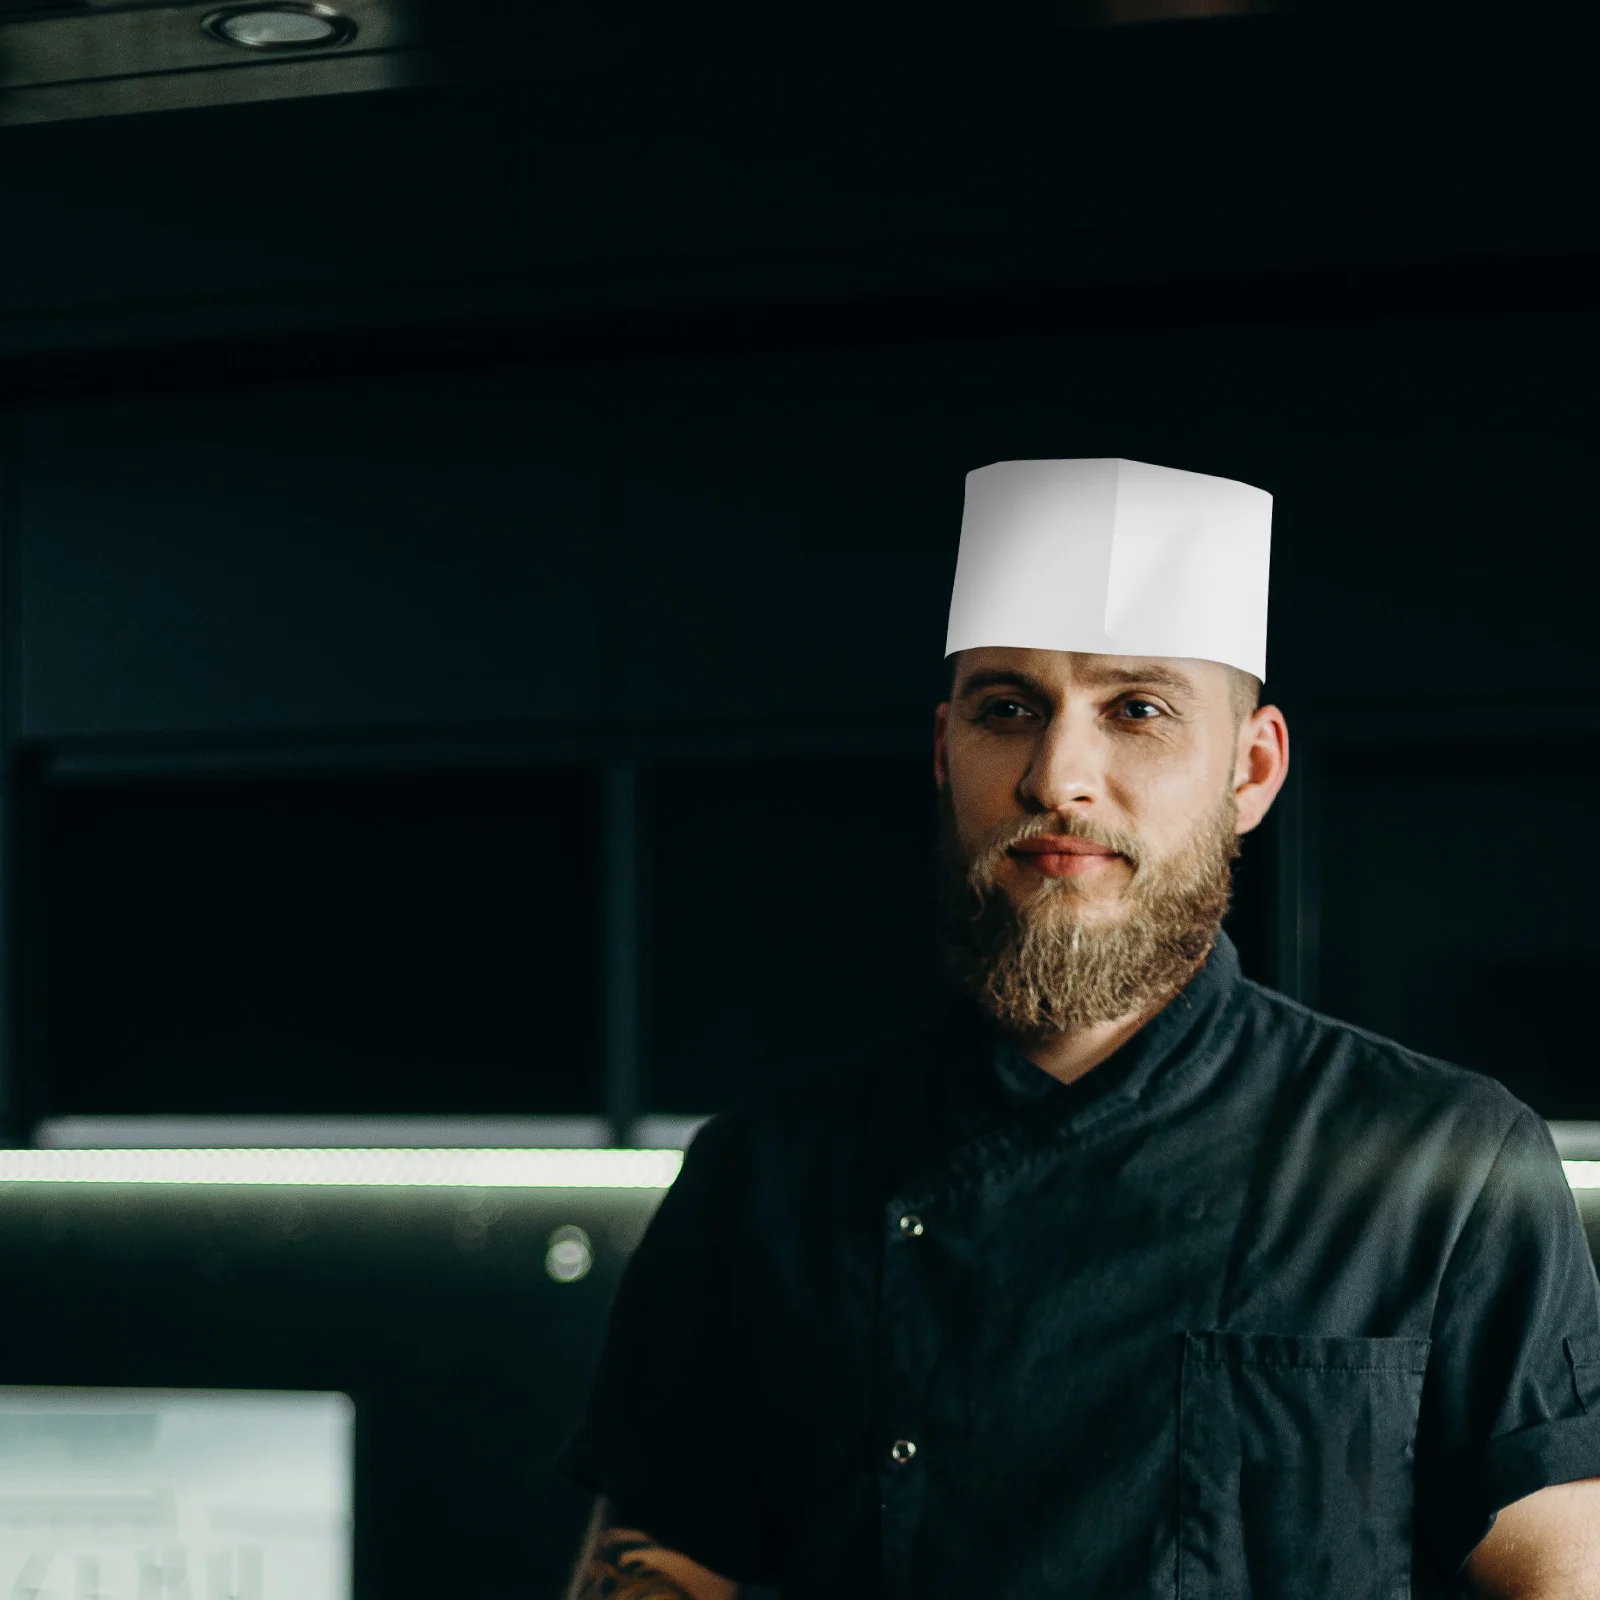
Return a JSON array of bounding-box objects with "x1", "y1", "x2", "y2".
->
[
  {"x1": 641, "y1": 755, "x2": 949, "y2": 1114},
  {"x1": 612, "y1": 425, "x2": 955, "y2": 720},
  {"x1": 17, "y1": 309, "x2": 1600, "y2": 742},
  {"x1": 1319, "y1": 743, "x2": 1600, "y2": 1121},
  {"x1": 42, "y1": 768, "x2": 602, "y2": 1118},
  {"x1": 16, "y1": 394, "x2": 611, "y2": 737}
]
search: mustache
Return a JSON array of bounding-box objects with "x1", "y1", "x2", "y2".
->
[{"x1": 966, "y1": 811, "x2": 1145, "y2": 883}]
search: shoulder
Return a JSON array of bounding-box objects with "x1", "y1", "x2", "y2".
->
[{"x1": 1230, "y1": 974, "x2": 1537, "y2": 1155}]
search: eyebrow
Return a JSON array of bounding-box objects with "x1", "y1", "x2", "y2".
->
[{"x1": 955, "y1": 663, "x2": 1200, "y2": 702}]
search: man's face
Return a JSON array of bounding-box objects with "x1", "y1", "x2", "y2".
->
[{"x1": 931, "y1": 646, "x2": 1270, "y2": 1038}]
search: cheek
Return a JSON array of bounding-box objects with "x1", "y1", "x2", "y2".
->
[
  {"x1": 954, "y1": 734, "x2": 1032, "y2": 800},
  {"x1": 1105, "y1": 741, "x2": 1227, "y2": 829}
]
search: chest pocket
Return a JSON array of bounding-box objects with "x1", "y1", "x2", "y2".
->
[{"x1": 1178, "y1": 1331, "x2": 1431, "y2": 1600}]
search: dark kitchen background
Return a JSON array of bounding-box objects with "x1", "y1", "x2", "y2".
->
[{"x1": 2, "y1": 0, "x2": 1599, "y2": 1595}]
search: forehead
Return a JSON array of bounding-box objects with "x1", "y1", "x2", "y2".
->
[{"x1": 951, "y1": 647, "x2": 1224, "y2": 700}]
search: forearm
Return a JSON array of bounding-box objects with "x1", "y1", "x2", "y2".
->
[
  {"x1": 1461, "y1": 1479, "x2": 1600, "y2": 1600},
  {"x1": 1465, "y1": 1577, "x2": 1600, "y2": 1600}
]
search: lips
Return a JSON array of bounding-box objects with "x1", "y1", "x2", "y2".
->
[{"x1": 1009, "y1": 839, "x2": 1121, "y2": 857}]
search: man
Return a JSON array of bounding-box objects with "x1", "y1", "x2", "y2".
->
[{"x1": 556, "y1": 458, "x2": 1600, "y2": 1598}]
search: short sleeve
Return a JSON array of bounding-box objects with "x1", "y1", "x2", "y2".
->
[
  {"x1": 551, "y1": 1109, "x2": 777, "y2": 1584},
  {"x1": 1413, "y1": 1106, "x2": 1600, "y2": 1579}
]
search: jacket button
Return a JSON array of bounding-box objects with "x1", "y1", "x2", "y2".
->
[
  {"x1": 897, "y1": 1213, "x2": 924, "y2": 1237},
  {"x1": 889, "y1": 1438, "x2": 917, "y2": 1466}
]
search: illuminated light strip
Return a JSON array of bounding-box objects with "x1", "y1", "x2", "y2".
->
[
  {"x1": 0, "y1": 1148, "x2": 683, "y2": 1189},
  {"x1": 0, "y1": 1147, "x2": 1589, "y2": 1192}
]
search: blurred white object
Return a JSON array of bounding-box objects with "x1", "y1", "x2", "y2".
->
[
  {"x1": 0, "y1": 1388, "x2": 351, "y2": 1600},
  {"x1": 545, "y1": 1224, "x2": 595, "y2": 1282},
  {"x1": 1549, "y1": 1121, "x2": 1600, "y2": 1160}
]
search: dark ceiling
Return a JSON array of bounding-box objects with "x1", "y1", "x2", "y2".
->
[{"x1": 0, "y1": 0, "x2": 1595, "y2": 399}]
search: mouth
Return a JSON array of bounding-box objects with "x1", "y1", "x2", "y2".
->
[{"x1": 1008, "y1": 842, "x2": 1127, "y2": 878}]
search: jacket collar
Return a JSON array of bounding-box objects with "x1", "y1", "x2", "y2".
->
[
  {"x1": 884, "y1": 932, "x2": 1243, "y2": 1204},
  {"x1": 944, "y1": 928, "x2": 1244, "y2": 1146}
]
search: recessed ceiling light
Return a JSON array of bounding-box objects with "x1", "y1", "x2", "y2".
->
[{"x1": 201, "y1": 4, "x2": 357, "y2": 50}]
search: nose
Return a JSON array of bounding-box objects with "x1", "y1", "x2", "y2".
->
[{"x1": 1018, "y1": 703, "x2": 1107, "y2": 813}]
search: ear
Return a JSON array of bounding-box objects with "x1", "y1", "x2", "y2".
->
[
  {"x1": 1233, "y1": 704, "x2": 1289, "y2": 835},
  {"x1": 933, "y1": 700, "x2": 950, "y2": 790}
]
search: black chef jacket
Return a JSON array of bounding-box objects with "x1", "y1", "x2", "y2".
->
[{"x1": 554, "y1": 932, "x2": 1600, "y2": 1598}]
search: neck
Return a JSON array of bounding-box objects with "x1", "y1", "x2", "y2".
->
[{"x1": 1008, "y1": 1005, "x2": 1161, "y2": 1087}]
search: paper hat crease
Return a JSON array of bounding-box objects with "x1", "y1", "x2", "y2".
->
[{"x1": 945, "y1": 458, "x2": 1272, "y2": 682}]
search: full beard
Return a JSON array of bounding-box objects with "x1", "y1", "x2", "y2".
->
[{"x1": 932, "y1": 780, "x2": 1240, "y2": 1037}]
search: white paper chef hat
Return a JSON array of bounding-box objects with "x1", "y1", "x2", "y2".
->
[{"x1": 945, "y1": 458, "x2": 1272, "y2": 681}]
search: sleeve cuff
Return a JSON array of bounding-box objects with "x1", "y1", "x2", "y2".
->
[
  {"x1": 1476, "y1": 1411, "x2": 1600, "y2": 1512},
  {"x1": 1451, "y1": 1413, "x2": 1600, "y2": 1573}
]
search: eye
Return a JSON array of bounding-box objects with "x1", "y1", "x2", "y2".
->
[
  {"x1": 1118, "y1": 698, "x2": 1164, "y2": 721},
  {"x1": 979, "y1": 697, "x2": 1036, "y2": 723}
]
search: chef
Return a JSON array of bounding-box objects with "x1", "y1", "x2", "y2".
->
[{"x1": 556, "y1": 458, "x2": 1600, "y2": 1599}]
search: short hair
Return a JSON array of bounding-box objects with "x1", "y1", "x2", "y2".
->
[
  {"x1": 1225, "y1": 665, "x2": 1262, "y2": 726},
  {"x1": 945, "y1": 652, "x2": 1261, "y2": 727}
]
